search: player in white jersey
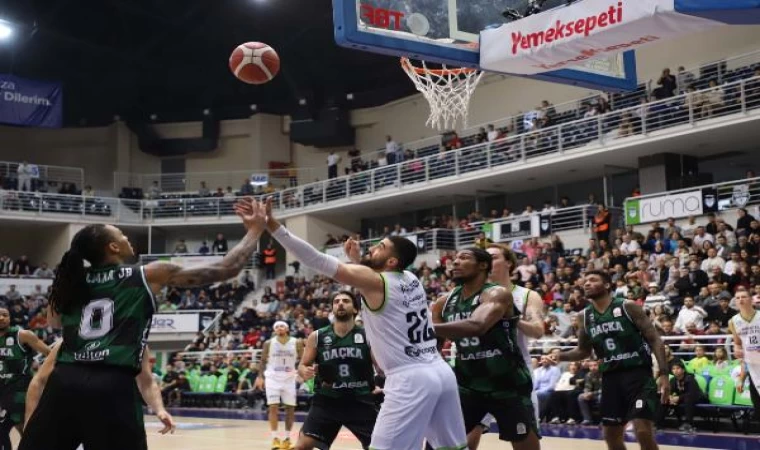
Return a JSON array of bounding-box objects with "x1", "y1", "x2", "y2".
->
[
  {"x1": 256, "y1": 321, "x2": 304, "y2": 450},
  {"x1": 253, "y1": 197, "x2": 468, "y2": 450},
  {"x1": 729, "y1": 287, "x2": 760, "y2": 415}
]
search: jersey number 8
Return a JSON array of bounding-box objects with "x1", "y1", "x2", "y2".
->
[{"x1": 79, "y1": 298, "x2": 115, "y2": 340}]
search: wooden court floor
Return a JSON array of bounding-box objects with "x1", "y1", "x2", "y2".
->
[{"x1": 9, "y1": 416, "x2": 725, "y2": 449}]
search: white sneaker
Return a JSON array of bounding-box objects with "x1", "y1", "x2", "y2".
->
[
  {"x1": 550, "y1": 417, "x2": 561, "y2": 424},
  {"x1": 566, "y1": 418, "x2": 577, "y2": 425}
]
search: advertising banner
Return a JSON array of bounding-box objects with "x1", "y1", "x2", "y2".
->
[{"x1": 0, "y1": 74, "x2": 63, "y2": 128}]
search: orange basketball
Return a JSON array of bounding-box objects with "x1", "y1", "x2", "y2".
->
[{"x1": 229, "y1": 42, "x2": 280, "y2": 85}]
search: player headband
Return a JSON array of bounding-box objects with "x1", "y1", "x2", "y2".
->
[{"x1": 273, "y1": 321, "x2": 289, "y2": 329}]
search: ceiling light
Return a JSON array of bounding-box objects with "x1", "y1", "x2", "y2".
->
[
  {"x1": 346, "y1": 93, "x2": 354, "y2": 100},
  {"x1": 150, "y1": 114, "x2": 157, "y2": 120},
  {"x1": 0, "y1": 22, "x2": 12, "y2": 40},
  {"x1": 203, "y1": 108, "x2": 210, "y2": 116},
  {"x1": 250, "y1": 104, "x2": 257, "y2": 111},
  {"x1": 299, "y1": 98, "x2": 307, "y2": 106}
]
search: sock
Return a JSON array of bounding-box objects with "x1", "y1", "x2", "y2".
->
[
  {"x1": 280, "y1": 430, "x2": 289, "y2": 440},
  {"x1": 270, "y1": 431, "x2": 279, "y2": 440}
]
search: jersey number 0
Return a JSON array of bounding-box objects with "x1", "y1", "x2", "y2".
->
[{"x1": 79, "y1": 298, "x2": 115, "y2": 339}]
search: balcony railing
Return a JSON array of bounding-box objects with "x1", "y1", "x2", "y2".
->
[
  {"x1": 0, "y1": 161, "x2": 84, "y2": 192},
  {"x1": 1, "y1": 76, "x2": 758, "y2": 225}
]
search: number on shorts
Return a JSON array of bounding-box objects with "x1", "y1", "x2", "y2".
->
[
  {"x1": 459, "y1": 337, "x2": 480, "y2": 347},
  {"x1": 79, "y1": 298, "x2": 115, "y2": 339},
  {"x1": 339, "y1": 364, "x2": 350, "y2": 377},
  {"x1": 605, "y1": 338, "x2": 616, "y2": 352},
  {"x1": 406, "y1": 309, "x2": 435, "y2": 344}
]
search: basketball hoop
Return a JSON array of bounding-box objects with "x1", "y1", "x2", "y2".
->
[{"x1": 400, "y1": 57, "x2": 483, "y2": 131}]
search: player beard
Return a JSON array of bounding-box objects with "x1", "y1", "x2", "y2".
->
[
  {"x1": 360, "y1": 255, "x2": 384, "y2": 271},
  {"x1": 334, "y1": 310, "x2": 352, "y2": 322}
]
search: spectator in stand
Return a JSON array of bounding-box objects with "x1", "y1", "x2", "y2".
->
[
  {"x1": 676, "y1": 66, "x2": 695, "y2": 94},
  {"x1": 655, "y1": 68, "x2": 677, "y2": 99},
  {"x1": 147, "y1": 181, "x2": 161, "y2": 199},
  {"x1": 213, "y1": 233, "x2": 229, "y2": 254},
  {"x1": 263, "y1": 241, "x2": 277, "y2": 280},
  {"x1": 198, "y1": 182, "x2": 210, "y2": 197},
  {"x1": 674, "y1": 296, "x2": 708, "y2": 333},
  {"x1": 240, "y1": 178, "x2": 254, "y2": 196},
  {"x1": 486, "y1": 124, "x2": 498, "y2": 142},
  {"x1": 657, "y1": 363, "x2": 706, "y2": 433},
  {"x1": 16, "y1": 161, "x2": 34, "y2": 192},
  {"x1": 736, "y1": 208, "x2": 756, "y2": 237},
  {"x1": 473, "y1": 232, "x2": 492, "y2": 249},
  {"x1": 548, "y1": 362, "x2": 584, "y2": 425},
  {"x1": 385, "y1": 135, "x2": 399, "y2": 165},
  {"x1": 198, "y1": 241, "x2": 210, "y2": 255},
  {"x1": 534, "y1": 354, "x2": 562, "y2": 421},
  {"x1": 82, "y1": 185, "x2": 95, "y2": 197},
  {"x1": 32, "y1": 262, "x2": 54, "y2": 278},
  {"x1": 174, "y1": 240, "x2": 189, "y2": 254},
  {"x1": 0, "y1": 256, "x2": 12, "y2": 276},
  {"x1": 577, "y1": 360, "x2": 602, "y2": 425},
  {"x1": 327, "y1": 151, "x2": 340, "y2": 179},
  {"x1": 13, "y1": 255, "x2": 31, "y2": 276},
  {"x1": 619, "y1": 234, "x2": 640, "y2": 255},
  {"x1": 390, "y1": 224, "x2": 407, "y2": 236}
]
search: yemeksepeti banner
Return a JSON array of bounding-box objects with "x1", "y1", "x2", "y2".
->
[{"x1": 0, "y1": 74, "x2": 63, "y2": 128}]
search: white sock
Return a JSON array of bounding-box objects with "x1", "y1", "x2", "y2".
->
[
  {"x1": 280, "y1": 430, "x2": 289, "y2": 440},
  {"x1": 271, "y1": 430, "x2": 278, "y2": 440}
]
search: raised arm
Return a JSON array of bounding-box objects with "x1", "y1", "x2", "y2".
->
[
  {"x1": 144, "y1": 199, "x2": 266, "y2": 291},
  {"x1": 517, "y1": 291, "x2": 546, "y2": 339},
  {"x1": 625, "y1": 300, "x2": 670, "y2": 404},
  {"x1": 136, "y1": 346, "x2": 175, "y2": 434},
  {"x1": 558, "y1": 320, "x2": 593, "y2": 362},
  {"x1": 298, "y1": 331, "x2": 318, "y2": 381},
  {"x1": 259, "y1": 198, "x2": 384, "y2": 307},
  {"x1": 433, "y1": 286, "x2": 514, "y2": 339}
]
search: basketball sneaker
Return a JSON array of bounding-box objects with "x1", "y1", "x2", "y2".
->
[
  {"x1": 280, "y1": 437, "x2": 293, "y2": 449},
  {"x1": 271, "y1": 437, "x2": 281, "y2": 450}
]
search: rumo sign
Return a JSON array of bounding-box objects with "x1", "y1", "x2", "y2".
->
[{"x1": 625, "y1": 190, "x2": 703, "y2": 225}]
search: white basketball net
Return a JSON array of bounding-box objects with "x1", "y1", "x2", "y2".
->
[{"x1": 401, "y1": 57, "x2": 483, "y2": 131}]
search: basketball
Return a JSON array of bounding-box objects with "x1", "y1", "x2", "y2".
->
[{"x1": 229, "y1": 42, "x2": 280, "y2": 85}]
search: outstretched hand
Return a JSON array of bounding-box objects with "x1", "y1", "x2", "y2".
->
[
  {"x1": 233, "y1": 198, "x2": 267, "y2": 234},
  {"x1": 343, "y1": 238, "x2": 361, "y2": 264}
]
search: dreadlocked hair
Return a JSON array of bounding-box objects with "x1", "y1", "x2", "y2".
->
[{"x1": 49, "y1": 224, "x2": 113, "y2": 315}]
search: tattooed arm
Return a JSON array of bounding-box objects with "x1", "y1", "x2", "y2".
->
[
  {"x1": 625, "y1": 300, "x2": 670, "y2": 404},
  {"x1": 144, "y1": 199, "x2": 266, "y2": 291},
  {"x1": 558, "y1": 322, "x2": 593, "y2": 362},
  {"x1": 517, "y1": 290, "x2": 545, "y2": 339}
]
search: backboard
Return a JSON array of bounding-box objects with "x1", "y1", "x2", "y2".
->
[{"x1": 333, "y1": 0, "x2": 639, "y2": 91}]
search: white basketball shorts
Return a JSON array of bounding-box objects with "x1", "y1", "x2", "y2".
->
[
  {"x1": 369, "y1": 360, "x2": 467, "y2": 450},
  {"x1": 265, "y1": 377, "x2": 297, "y2": 406}
]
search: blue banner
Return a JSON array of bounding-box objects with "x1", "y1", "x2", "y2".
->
[{"x1": 0, "y1": 74, "x2": 63, "y2": 128}]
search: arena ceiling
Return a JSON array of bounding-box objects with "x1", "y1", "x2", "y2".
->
[{"x1": 0, "y1": 0, "x2": 418, "y2": 125}]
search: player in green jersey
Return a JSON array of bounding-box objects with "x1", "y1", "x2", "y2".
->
[
  {"x1": 20, "y1": 199, "x2": 268, "y2": 450},
  {"x1": 559, "y1": 270, "x2": 669, "y2": 450},
  {"x1": 0, "y1": 307, "x2": 49, "y2": 450},
  {"x1": 295, "y1": 291, "x2": 378, "y2": 450},
  {"x1": 432, "y1": 248, "x2": 540, "y2": 450}
]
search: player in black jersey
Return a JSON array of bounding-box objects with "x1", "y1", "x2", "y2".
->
[
  {"x1": 295, "y1": 291, "x2": 378, "y2": 450},
  {"x1": 0, "y1": 307, "x2": 49, "y2": 450},
  {"x1": 20, "y1": 200, "x2": 267, "y2": 450}
]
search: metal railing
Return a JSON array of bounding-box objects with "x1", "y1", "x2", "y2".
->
[
  {"x1": 0, "y1": 161, "x2": 84, "y2": 192},
  {"x1": 1, "y1": 76, "x2": 758, "y2": 224},
  {"x1": 324, "y1": 205, "x2": 621, "y2": 255},
  {"x1": 114, "y1": 167, "x2": 325, "y2": 195}
]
